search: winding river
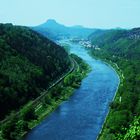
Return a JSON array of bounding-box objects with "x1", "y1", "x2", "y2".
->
[{"x1": 24, "y1": 41, "x2": 119, "y2": 140}]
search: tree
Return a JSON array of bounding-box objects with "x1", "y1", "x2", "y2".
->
[{"x1": 22, "y1": 106, "x2": 37, "y2": 121}]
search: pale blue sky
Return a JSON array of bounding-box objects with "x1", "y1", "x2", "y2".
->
[{"x1": 0, "y1": 0, "x2": 140, "y2": 28}]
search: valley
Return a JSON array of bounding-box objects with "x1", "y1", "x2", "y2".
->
[
  {"x1": 0, "y1": 20, "x2": 140, "y2": 140},
  {"x1": 23, "y1": 40, "x2": 119, "y2": 140},
  {"x1": 88, "y1": 28, "x2": 140, "y2": 139}
]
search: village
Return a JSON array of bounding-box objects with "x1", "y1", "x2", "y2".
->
[
  {"x1": 69, "y1": 38, "x2": 101, "y2": 50},
  {"x1": 79, "y1": 40, "x2": 100, "y2": 50}
]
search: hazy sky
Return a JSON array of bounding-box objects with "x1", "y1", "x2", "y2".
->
[{"x1": 0, "y1": 0, "x2": 140, "y2": 28}]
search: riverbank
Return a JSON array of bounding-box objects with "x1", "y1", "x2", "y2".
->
[
  {"x1": 25, "y1": 54, "x2": 90, "y2": 135},
  {"x1": 26, "y1": 54, "x2": 91, "y2": 131},
  {"x1": 87, "y1": 43, "x2": 140, "y2": 139},
  {"x1": 0, "y1": 54, "x2": 90, "y2": 140},
  {"x1": 87, "y1": 51, "x2": 125, "y2": 140},
  {"x1": 23, "y1": 41, "x2": 120, "y2": 140},
  {"x1": 96, "y1": 60, "x2": 123, "y2": 140}
]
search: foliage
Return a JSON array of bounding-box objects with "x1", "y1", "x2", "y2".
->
[
  {"x1": 89, "y1": 28, "x2": 140, "y2": 139},
  {"x1": 0, "y1": 23, "x2": 70, "y2": 120},
  {"x1": 1, "y1": 105, "x2": 36, "y2": 140},
  {"x1": 0, "y1": 48, "x2": 89, "y2": 140}
]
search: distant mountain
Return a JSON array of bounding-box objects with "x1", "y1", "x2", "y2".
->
[
  {"x1": 39, "y1": 19, "x2": 66, "y2": 30},
  {"x1": 89, "y1": 28, "x2": 140, "y2": 59},
  {"x1": 32, "y1": 19, "x2": 96, "y2": 40},
  {"x1": 89, "y1": 27, "x2": 140, "y2": 44},
  {"x1": 88, "y1": 29, "x2": 127, "y2": 46},
  {"x1": 71, "y1": 25, "x2": 85, "y2": 29},
  {"x1": 127, "y1": 27, "x2": 140, "y2": 39}
]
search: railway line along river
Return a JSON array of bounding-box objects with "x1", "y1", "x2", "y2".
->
[{"x1": 24, "y1": 41, "x2": 120, "y2": 140}]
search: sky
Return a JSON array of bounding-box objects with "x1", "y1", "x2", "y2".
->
[{"x1": 0, "y1": 0, "x2": 140, "y2": 29}]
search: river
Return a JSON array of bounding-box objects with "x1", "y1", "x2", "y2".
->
[{"x1": 24, "y1": 41, "x2": 119, "y2": 140}]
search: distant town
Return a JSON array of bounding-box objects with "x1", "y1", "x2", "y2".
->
[{"x1": 70, "y1": 38, "x2": 101, "y2": 50}]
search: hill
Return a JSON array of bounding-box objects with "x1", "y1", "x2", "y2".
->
[
  {"x1": 32, "y1": 19, "x2": 96, "y2": 40},
  {"x1": 89, "y1": 28, "x2": 140, "y2": 139},
  {"x1": 0, "y1": 23, "x2": 71, "y2": 120},
  {"x1": 88, "y1": 29, "x2": 127, "y2": 45}
]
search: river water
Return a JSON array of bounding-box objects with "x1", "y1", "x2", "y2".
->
[{"x1": 24, "y1": 41, "x2": 119, "y2": 140}]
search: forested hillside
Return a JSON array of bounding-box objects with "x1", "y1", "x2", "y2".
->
[
  {"x1": 89, "y1": 28, "x2": 140, "y2": 139},
  {"x1": 0, "y1": 23, "x2": 71, "y2": 120}
]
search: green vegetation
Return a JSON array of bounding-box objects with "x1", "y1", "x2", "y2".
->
[
  {"x1": 0, "y1": 54, "x2": 90, "y2": 140},
  {"x1": 117, "y1": 116, "x2": 140, "y2": 140},
  {"x1": 88, "y1": 28, "x2": 140, "y2": 139},
  {"x1": 0, "y1": 23, "x2": 71, "y2": 121},
  {"x1": 0, "y1": 23, "x2": 75, "y2": 140},
  {"x1": 31, "y1": 54, "x2": 90, "y2": 124},
  {"x1": 1, "y1": 103, "x2": 35, "y2": 140}
]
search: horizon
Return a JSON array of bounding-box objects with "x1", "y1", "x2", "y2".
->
[
  {"x1": 34, "y1": 19, "x2": 131, "y2": 30},
  {"x1": 0, "y1": 0, "x2": 140, "y2": 29},
  {"x1": 1, "y1": 19, "x2": 139, "y2": 30}
]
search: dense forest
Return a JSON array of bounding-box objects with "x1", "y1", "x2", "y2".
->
[
  {"x1": 88, "y1": 28, "x2": 140, "y2": 139},
  {"x1": 0, "y1": 53, "x2": 89, "y2": 140},
  {"x1": 0, "y1": 23, "x2": 71, "y2": 120}
]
